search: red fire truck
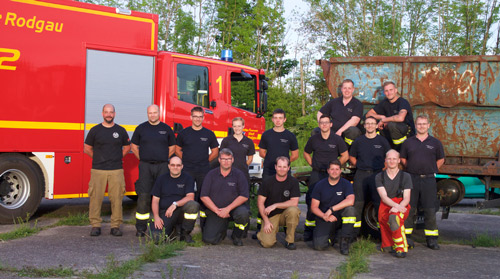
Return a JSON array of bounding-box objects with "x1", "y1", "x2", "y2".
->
[{"x1": 0, "y1": 0, "x2": 268, "y2": 223}]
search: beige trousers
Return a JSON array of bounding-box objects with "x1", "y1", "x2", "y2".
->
[
  {"x1": 88, "y1": 169, "x2": 125, "y2": 228},
  {"x1": 257, "y1": 206, "x2": 301, "y2": 248}
]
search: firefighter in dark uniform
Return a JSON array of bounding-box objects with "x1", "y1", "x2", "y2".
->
[
  {"x1": 366, "y1": 81, "x2": 415, "y2": 150},
  {"x1": 349, "y1": 116, "x2": 391, "y2": 235},
  {"x1": 400, "y1": 115, "x2": 445, "y2": 250},
  {"x1": 303, "y1": 115, "x2": 348, "y2": 241},
  {"x1": 200, "y1": 148, "x2": 250, "y2": 246},
  {"x1": 316, "y1": 79, "x2": 363, "y2": 146},
  {"x1": 376, "y1": 149, "x2": 412, "y2": 258},
  {"x1": 175, "y1": 106, "x2": 219, "y2": 227},
  {"x1": 310, "y1": 160, "x2": 356, "y2": 254},
  {"x1": 150, "y1": 156, "x2": 199, "y2": 243},
  {"x1": 131, "y1": 104, "x2": 176, "y2": 237}
]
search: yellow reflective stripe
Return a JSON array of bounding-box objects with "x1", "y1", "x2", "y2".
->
[
  {"x1": 305, "y1": 219, "x2": 316, "y2": 227},
  {"x1": 394, "y1": 243, "x2": 404, "y2": 248},
  {"x1": 393, "y1": 136, "x2": 407, "y2": 145},
  {"x1": 393, "y1": 237, "x2": 403, "y2": 243},
  {"x1": 184, "y1": 213, "x2": 198, "y2": 220},
  {"x1": 405, "y1": 228, "x2": 413, "y2": 234},
  {"x1": 354, "y1": 221, "x2": 362, "y2": 228},
  {"x1": 136, "y1": 212, "x2": 150, "y2": 220},
  {"x1": 377, "y1": 222, "x2": 380, "y2": 228},
  {"x1": 234, "y1": 223, "x2": 248, "y2": 231},
  {"x1": 0, "y1": 120, "x2": 84, "y2": 130},
  {"x1": 256, "y1": 217, "x2": 262, "y2": 224},
  {"x1": 424, "y1": 229, "x2": 439, "y2": 236},
  {"x1": 344, "y1": 137, "x2": 353, "y2": 145},
  {"x1": 199, "y1": 211, "x2": 206, "y2": 218},
  {"x1": 342, "y1": 217, "x2": 356, "y2": 224}
]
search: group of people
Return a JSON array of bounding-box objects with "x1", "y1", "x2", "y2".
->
[{"x1": 83, "y1": 79, "x2": 444, "y2": 259}]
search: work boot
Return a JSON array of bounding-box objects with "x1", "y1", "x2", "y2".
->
[
  {"x1": 406, "y1": 236, "x2": 415, "y2": 249},
  {"x1": 303, "y1": 231, "x2": 313, "y2": 242},
  {"x1": 285, "y1": 242, "x2": 296, "y2": 250},
  {"x1": 395, "y1": 251, "x2": 407, "y2": 258},
  {"x1": 340, "y1": 237, "x2": 350, "y2": 255},
  {"x1": 426, "y1": 237, "x2": 440, "y2": 250},
  {"x1": 110, "y1": 228, "x2": 123, "y2": 237},
  {"x1": 180, "y1": 230, "x2": 194, "y2": 243},
  {"x1": 388, "y1": 215, "x2": 400, "y2": 232},
  {"x1": 90, "y1": 227, "x2": 101, "y2": 237},
  {"x1": 231, "y1": 233, "x2": 243, "y2": 246}
]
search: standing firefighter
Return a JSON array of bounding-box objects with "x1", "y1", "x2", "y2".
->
[
  {"x1": 303, "y1": 115, "x2": 348, "y2": 241},
  {"x1": 349, "y1": 116, "x2": 391, "y2": 235},
  {"x1": 84, "y1": 104, "x2": 130, "y2": 237},
  {"x1": 376, "y1": 150, "x2": 412, "y2": 258},
  {"x1": 401, "y1": 115, "x2": 445, "y2": 250},
  {"x1": 131, "y1": 104, "x2": 176, "y2": 237},
  {"x1": 310, "y1": 160, "x2": 356, "y2": 254},
  {"x1": 366, "y1": 81, "x2": 415, "y2": 150}
]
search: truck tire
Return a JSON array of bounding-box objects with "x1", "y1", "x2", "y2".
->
[
  {"x1": 0, "y1": 154, "x2": 44, "y2": 224},
  {"x1": 361, "y1": 201, "x2": 381, "y2": 239}
]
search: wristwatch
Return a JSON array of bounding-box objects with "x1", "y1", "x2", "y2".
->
[{"x1": 173, "y1": 201, "x2": 178, "y2": 207}]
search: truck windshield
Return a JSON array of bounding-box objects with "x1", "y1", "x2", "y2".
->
[{"x1": 231, "y1": 72, "x2": 256, "y2": 112}]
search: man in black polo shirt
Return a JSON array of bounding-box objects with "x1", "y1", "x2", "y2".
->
[
  {"x1": 366, "y1": 81, "x2": 415, "y2": 150},
  {"x1": 303, "y1": 115, "x2": 348, "y2": 241},
  {"x1": 316, "y1": 79, "x2": 363, "y2": 146},
  {"x1": 175, "y1": 106, "x2": 219, "y2": 202},
  {"x1": 200, "y1": 148, "x2": 250, "y2": 246},
  {"x1": 257, "y1": 157, "x2": 301, "y2": 250},
  {"x1": 84, "y1": 104, "x2": 130, "y2": 237},
  {"x1": 131, "y1": 104, "x2": 176, "y2": 237},
  {"x1": 259, "y1": 108, "x2": 299, "y2": 180},
  {"x1": 401, "y1": 115, "x2": 445, "y2": 250},
  {"x1": 310, "y1": 160, "x2": 356, "y2": 254},
  {"x1": 150, "y1": 156, "x2": 199, "y2": 243},
  {"x1": 349, "y1": 116, "x2": 391, "y2": 235}
]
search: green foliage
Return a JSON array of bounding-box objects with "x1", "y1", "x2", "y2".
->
[
  {"x1": 334, "y1": 238, "x2": 377, "y2": 279},
  {"x1": 54, "y1": 212, "x2": 90, "y2": 227},
  {"x1": 471, "y1": 233, "x2": 500, "y2": 247},
  {"x1": 0, "y1": 217, "x2": 40, "y2": 241},
  {"x1": 18, "y1": 266, "x2": 75, "y2": 278}
]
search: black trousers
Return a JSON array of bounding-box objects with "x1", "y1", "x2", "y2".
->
[
  {"x1": 304, "y1": 170, "x2": 329, "y2": 236},
  {"x1": 202, "y1": 205, "x2": 250, "y2": 245},
  {"x1": 313, "y1": 206, "x2": 356, "y2": 250},
  {"x1": 352, "y1": 169, "x2": 381, "y2": 236},
  {"x1": 150, "y1": 200, "x2": 200, "y2": 238},
  {"x1": 404, "y1": 175, "x2": 439, "y2": 238},
  {"x1": 135, "y1": 161, "x2": 169, "y2": 233}
]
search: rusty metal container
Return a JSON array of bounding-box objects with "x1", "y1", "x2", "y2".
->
[{"x1": 317, "y1": 56, "x2": 500, "y2": 205}]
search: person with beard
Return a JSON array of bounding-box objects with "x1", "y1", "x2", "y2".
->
[{"x1": 84, "y1": 104, "x2": 130, "y2": 237}]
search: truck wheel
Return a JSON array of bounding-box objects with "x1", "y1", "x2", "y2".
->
[
  {"x1": 361, "y1": 201, "x2": 381, "y2": 239},
  {"x1": 0, "y1": 154, "x2": 44, "y2": 224}
]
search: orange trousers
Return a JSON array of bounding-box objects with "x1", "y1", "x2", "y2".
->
[{"x1": 378, "y1": 197, "x2": 411, "y2": 252}]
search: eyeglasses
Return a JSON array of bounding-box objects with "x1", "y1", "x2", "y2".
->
[
  {"x1": 220, "y1": 157, "x2": 232, "y2": 161},
  {"x1": 169, "y1": 164, "x2": 182, "y2": 167},
  {"x1": 319, "y1": 122, "x2": 331, "y2": 125}
]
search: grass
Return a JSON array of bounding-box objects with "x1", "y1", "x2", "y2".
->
[
  {"x1": 332, "y1": 238, "x2": 377, "y2": 279},
  {"x1": 18, "y1": 266, "x2": 75, "y2": 277},
  {"x1": 471, "y1": 232, "x2": 500, "y2": 247},
  {"x1": 52, "y1": 212, "x2": 89, "y2": 227},
  {"x1": 0, "y1": 216, "x2": 40, "y2": 241}
]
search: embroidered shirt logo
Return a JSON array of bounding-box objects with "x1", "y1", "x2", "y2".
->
[
  {"x1": 113, "y1": 132, "x2": 119, "y2": 138},
  {"x1": 283, "y1": 190, "x2": 290, "y2": 197},
  {"x1": 159, "y1": 131, "x2": 167, "y2": 135},
  {"x1": 200, "y1": 137, "x2": 208, "y2": 142},
  {"x1": 336, "y1": 191, "x2": 343, "y2": 196},
  {"x1": 177, "y1": 184, "x2": 185, "y2": 188},
  {"x1": 228, "y1": 182, "x2": 236, "y2": 187}
]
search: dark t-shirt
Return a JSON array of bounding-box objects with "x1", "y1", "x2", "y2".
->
[
  {"x1": 311, "y1": 177, "x2": 354, "y2": 213},
  {"x1": 319, "y1": 96, "x2": 363, "y2": 132},
  {"x1": 304, "y1": 132, "x2": 347, "y2": 170},
  {"x1": 350, "y1": 135, "x2": 391, "y2": 171},
  {"x1": 151, "y1": 172, "x2": 195, "y2": 210},
  {"x1": 220, "y1": 135, "x2": 255, "y2": 179},
  {"x1": 85, "y1": 124, "x2": 130, "y2": 170},
  {"x1": 176, "y1": 127, "x2": 218, "y2": 172},
  {"x1": 131, "y1": 121, "x2": 175, "y2": 162},
  {"x1": 258, "y1": 175, "x2": 300, "y2": 218},
  {"x1": 200, "y1": 168, "x2": 249, "y2": 208},
  {"x1": 373, "y1": 97, "x2": 415, "y2": 135},
  {"x1": 259, "y1": 129, "x2": 298, "y2": 176},
  {"x1": 400, "y1": 135, "x2": 445, "y2": 175},
  {"x1": 375, "y1": 170, "x2": 413, "y2": 199}
]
